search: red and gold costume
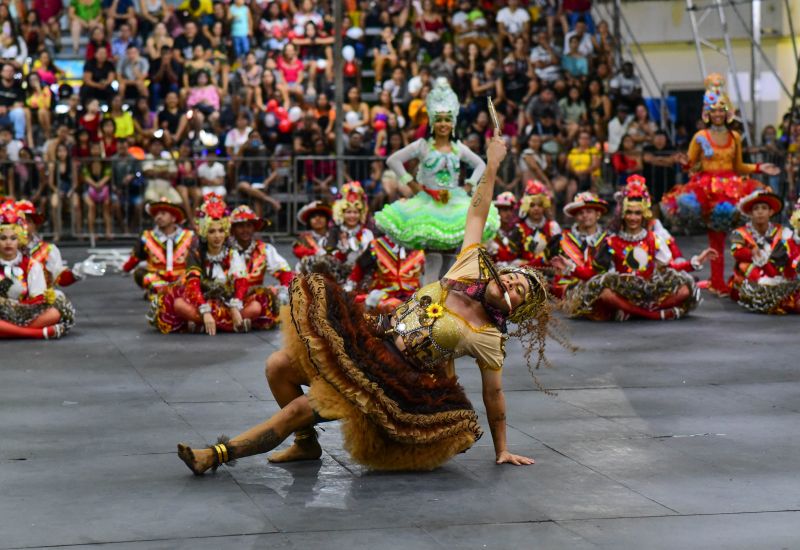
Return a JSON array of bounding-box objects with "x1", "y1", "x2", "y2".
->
[
  {"x1": 661, "y1": 74, "x2": 766, "y2": 293},
  {"x1": 488, "y1": 192, "x2": 524, "y2": 266},
  {"x1": 547, "y1": 192, "x2": 611, "y2": 298},
  {"x1": 345, "y1": 235, "x2": 425, "y2": 313},
  {"x1": 122, "y1": 202, "x2": 197, "y2": 295},
  {"x1": 728, "y1": 191, "x2": 799, "y2": 314},
  {"x1": 229, "y1": 205, "x2": 294, "y2": 287},
  {"x1": 568, "y1": 178, "x2": 699, "y2": 321},
  {"x1": 0, "y1": 206, "x2": 74, "y2": 339},
  {"x1": 149, "y1": 196, "x2": 279, "y2": 333},
  {"x1": 517, "y1": 181, "x2": 561, "y2": 268}
]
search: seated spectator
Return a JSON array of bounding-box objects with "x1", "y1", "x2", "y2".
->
[
  {"x1": 85, "y1": 25, "x2": 111, "y2": 61},
  {"x1": 139, "y1": 0, "x2": 168, "y2": 40},
  {"x1": 562, "y1": 35, "x2": 589, "y2": 79},
  {"x1": 274, "y1": 43, "x2": 306, "y2": 106},
  {"x1": 142, "y1": 138, "x2": 180, "y2": 204},
  {"x1": 642, "y1": 130, "x2": 679, "y2": 214},
  {"x1": 607, "y1": 102, "x2": 634, "y2": 154},
  {"x1": 294, "y1": 20, "x2": 335, "y2": 95},
  {"x1": 237, "y1": 53, "x2": 263, "y2": 109},
  {"x1": 177, "y1": 0, "x2": 214, "y2": 28},
  {"x1": 175, "y1": 140, "x2": 199, "y2": 221},
  {"x1": 118, "y1": 45, "x2": 150, "y2": 100},
  {"x1": 0, "y1": 63, "x2": 27, "y2": 142},
  {"x1": 236, "y1": 134, "x2": 281, "y2": 217},
  {"x1": 562, "y1": 0, "x2": 595, "y2": 33},
  {"x1": 25, "y1": 72, "x2": 53, "y2": 140},
  {"x1": 566, "y1": 129, "x2": 601, "y2": 200},
  {"x1": 156, "y1": 91, "x2": 187, "y2": 148},
  {"x1": 414, "y1": 0, "x2": 445, "y2": 60},
  {"x1": 132, "y1": 97, "x2": 157, "y2": 142},
  {"x1": 100, "y1": 118, "x2": 119, "y2": 157},
  {"x1": 344, "y1": 131, "x2": 375, "y2": 192},
  {"x1": 495, "y1": 0, "x2": 530, "y2": 54},
  {"x1": 611, "y1": 134, "x2": 642, "y2": 186},
  {"x1": 587, "y1": 77, "x2": 612, "y2": 142},
  {"x1": 185, "y1": 71, "x2": 221, "y2": 121},
  {"x1": 609, "y1": 61, "x2": 643, "y2": 110},
  {"x1": 144, "y1": 22, "x2": 173, "y2": 62},
  {"x1": 627, "y1": 104, "x2": 656, "y2": 148},
  {"x1": 225, "y1": 112, "x2": 253, "y2": 158},
  {"x1": 104, "y1": 0, "x2": 138, "y2": 38},
  {"x1": 173, "y1": 21, "x2": 210, "y2": 64},
  {"x1": 33, "y1": 0, "x2": 65, "y2": 51},
  {"x1": 108, "y1": 95, "x2": 135, "y2": 139},
  {"x1": 198, "y1": 149, "x2": 227, "y2": 197},
  {"x1": 32, "y1": 51, "x2": 65, "y2": 87},
  {"x1": 81, "y1": 46, "x2": 116, "y2": 104},
  {"x1": 304, "y1": 137, "x2": 335, "y2": 199},
  {"x1": 373, "y1": 26, "x2": 399, "y2": 93},
  {"x1": 79, "y1": 98, "x2": 103, "y2": 141},
  {"x1": 559, "y1": 84, "x2": 588, "y2": 142},
  {"x1": 149, "y1": 46, "x2": 183, "y2": 110},
  {"x1": 343, "y1": 86, "x2": 370, "y2": 132},
  {"x1": 110, "y1": 22, "x2": 137, "y2": 61},
  {"x1": 0, "y1": 28, "x2": 28, "y2": 70},
  {"x1": 501, "y1": 55, "x2": 529, "y2": 112},
  {"x1": 592, "y1": 19, "x2": 616, "y2": 69},
  {"x1": 69, "y1": 0, "x2": 103, "y2": 55},
  {"x1": 563, "y1": 19, "x2": 594, "y2": 58}
]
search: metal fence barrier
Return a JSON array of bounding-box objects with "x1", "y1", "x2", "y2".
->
[{"x1": 1, "y1": 146, "x2": 794, "y2": 242}]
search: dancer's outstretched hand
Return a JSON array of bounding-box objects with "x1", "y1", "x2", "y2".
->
[
  {"x1": 486, "y1": 130, "x2": 507, "y2": 166},
  {"x1": 496, "y1": 450, "x2": 535, "y2": 466},
  {"x1": 761, "y1": 163, "x2": 780, "y2": 176}
]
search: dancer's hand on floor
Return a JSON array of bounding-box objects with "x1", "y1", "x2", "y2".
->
[
  {"x1": 230, "y1": 308, "x2": 244, "y2": 331},
  {"x1": 496, "y1": 450, "x2": 535, "y2": 466},
  {"x1": 203, "y1": 312, "x2": 217, "y2": 336}
]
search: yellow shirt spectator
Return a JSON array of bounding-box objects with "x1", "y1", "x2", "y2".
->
[{"x1": 567, "y1": 145, "x2": 601, "y2": 179}]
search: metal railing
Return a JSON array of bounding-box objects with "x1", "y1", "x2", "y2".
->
[{"x1": 2, "y1": 146, "x2": 793, "y2": 242}]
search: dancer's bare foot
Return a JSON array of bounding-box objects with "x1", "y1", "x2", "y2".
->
[
  {"x1": 177, "y1": 443, "x2": 217, "y2": 475},
  {"x1": 267, "y1": 436, "x2": 322, "y2": 463}
]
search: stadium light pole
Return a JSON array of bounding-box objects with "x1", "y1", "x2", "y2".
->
[{"x1": 333, "y1": 0, "x2": 344, "y2": 191}]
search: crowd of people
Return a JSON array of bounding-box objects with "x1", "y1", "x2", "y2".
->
[{"x1": 1, "y1": 0, "x2": 797, "y2": 243}]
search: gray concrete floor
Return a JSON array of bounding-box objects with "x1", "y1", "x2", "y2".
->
[{"x1": 1, "y1": 239, "x2": 798, "y2": 550}]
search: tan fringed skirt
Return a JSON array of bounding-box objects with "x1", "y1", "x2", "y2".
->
[{"x1": 281, "y1": 273, "x2": 482, "y2": 471}]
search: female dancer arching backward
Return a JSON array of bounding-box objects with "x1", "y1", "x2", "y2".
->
[{"x1": 178, "y1": 130, "x2": 551, "y2": 474}]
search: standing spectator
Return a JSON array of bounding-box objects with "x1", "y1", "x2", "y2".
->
[
  {"x1": 229, "y1": 0, "x2": 252, "y2": 60},
  {"x1": 81, "y1": 140, "x2": 113, "y2": 240},
  {"x1": 496, "y1": 0, "x2": 531, "y2": 54},
  {"x1": 81, "y1": 46, "x2": 116, "y2": 104},
  {"x1": 112, "y1": 137, "x2": 144, "y2": 232},
  {"x1": 117, "y1": 45, "x2": 150, "y2": 100},
  {"x1": 642, "y1": 129, "x2": 679, "y2": 215},
  {"x1": 69, "y1": 0, "x2": 103, "y2": 55},
  {"x1": 372, "y1": 26, "x2": 398, "y2": 93},
  {"x1": 609, "y1": 61, "x2": 642, "y2": 109}
]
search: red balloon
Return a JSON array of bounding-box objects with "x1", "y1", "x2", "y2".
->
[
  {"x1": 373, "y1": 119, "x2": 386, "y2": 131},
  {"x1": 275, "y1": 106, "x2": 288, "y2": 120},
  {"x1": 266, "y1": 99, "x2": 279, "y2": 113},
  {"x1": 278, "y1": 119, "x2": 293, "y2": 133},
  {"x1": 344, "y1": 61, "x2": 357, "y2": 77},
  {"x1": 287, "y1": 31, "x2": 296, "y2": 40}
]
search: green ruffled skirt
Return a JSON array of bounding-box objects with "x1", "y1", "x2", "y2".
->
[{"x1": 375, "y1": 187, "x2": 500, "y2": 251}]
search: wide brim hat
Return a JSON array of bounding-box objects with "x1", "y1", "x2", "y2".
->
[
  {"x1": 297, "y1": 201, "x2": 333, "y2": 226},
  {"x1": 563, "y1": 192, "x2": 609, "y2": 217},
  {"x1": 230, "y1": 205, "x2": 266, "y2": 231},
  {"x1": 737, "y1": 189, "x2": 783, "y2": 216},
  {"x1": 146, "y1": 201, "x2": 186, "y2": 224}
]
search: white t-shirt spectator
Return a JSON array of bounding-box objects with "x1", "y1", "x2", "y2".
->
[
  {"x1": 610, "y1": 73, "x2": 642, "y2": 98},
  {"x1": 496, "y1": 6, "x2": 530, "y2": 35},
  {"x1": 607, "y1": 114, "x2": 634, "y2": 154},
  {"x1": 225, "y1": 126, "x2": 252, "y2": 155},
  {"x1": 564, "y1": 30, "x2": 594, "y2": 57},
  {"x1": 530, "y1": 44, "x2": 562, "y2": 82},
  {"x1": 198, "y1": 161, "x2": 227, "y2": 196}
]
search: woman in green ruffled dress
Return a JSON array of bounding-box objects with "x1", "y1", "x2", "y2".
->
[{"x1": 375, "y1": 80, "x2": 500, "y2": 281}]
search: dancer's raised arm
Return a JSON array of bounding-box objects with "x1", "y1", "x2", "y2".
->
[{"x1": 462, "y1": 130, "x2": 506, "y2": 250}]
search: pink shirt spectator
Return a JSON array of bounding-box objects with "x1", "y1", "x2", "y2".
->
[
  {"x1": 276, "y1": 56, "x2": 303, "y2": 84},
  {"x1": 187, "y1": 86, "x2": 220, "y2": 111}
]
